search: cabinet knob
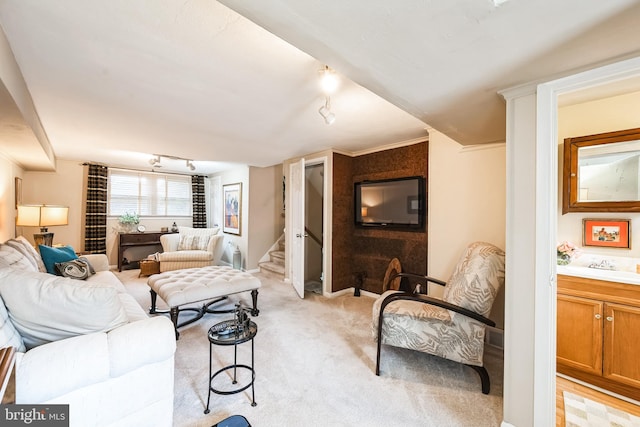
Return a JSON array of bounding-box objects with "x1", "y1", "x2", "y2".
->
[
  {"x1": 595, "y1": 314, "x2": 601, "y2": 319},
  {"x1": 606, "y1": 316, "x2": 613, "y2": 322}
]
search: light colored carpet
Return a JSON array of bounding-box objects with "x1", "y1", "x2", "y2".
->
[
  {"x1": 117, "y1": 269, "x2": 504, "y2": 427},
  {"x1": 564, "y1": 391, "x2": 640, "y2": 427}
]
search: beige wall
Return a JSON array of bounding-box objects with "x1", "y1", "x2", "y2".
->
[
  {"x1": 427, "y1": 129, "x2": 506, "y2": 327},
  {"x1": 0, "y1": 154, "x2": 23, "y2": 242},
  {"x1": 247, "y1": 164, "x2": 284, "y2": 270},
  {"x1": 558, "y1": 90, "x2": 640, "y2": 262},
  {"x1": 20, "y1": 159, "x2": 84, "y2": 248}
]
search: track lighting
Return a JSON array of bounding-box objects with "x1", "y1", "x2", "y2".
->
[
  {"x1": 318, "y1": 97, "x2": 336, "y2": 125},
  {"x1": 148, "y1": 154, "x2": 196, "y2": 171},
  {"x1": 318, "y1": 65, "x2": 338, "y2": 125}
]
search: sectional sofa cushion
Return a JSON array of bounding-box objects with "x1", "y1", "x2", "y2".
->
[
  {"x1": 39, "y1": 245, "x2": 78, "y2": 274},
  {"x1": 0, "y1": 297, "x2": 25, "y2": 352},
  {"x1": 0, "y1": 268, "x2": 128, "y2": 349}
]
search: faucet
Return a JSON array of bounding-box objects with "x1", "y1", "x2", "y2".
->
[{"x1": 588, "y1": 258, "x2": 616, "y2": 270}]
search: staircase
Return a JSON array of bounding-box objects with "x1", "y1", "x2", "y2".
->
[{"x1": 259, "y1": 237, "x2": 285, "y2": 280}]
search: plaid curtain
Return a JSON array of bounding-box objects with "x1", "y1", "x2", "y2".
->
[
  {"x1": 192, "y1": 175, "x2": 207, "y2": 228},
  {"x1": 84, "y1": 164, "x2": 108, "y2": 253}
]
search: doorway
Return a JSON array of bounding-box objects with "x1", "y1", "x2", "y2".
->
[{"x1": 304, "y1": 163, "x2": 324, "y2": 294}]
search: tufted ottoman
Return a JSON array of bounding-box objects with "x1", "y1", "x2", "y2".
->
[{"x1": 147, "y1": 266, "x2": 261, "y2": 338}]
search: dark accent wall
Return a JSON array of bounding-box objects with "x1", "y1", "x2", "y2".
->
[
  {"x1": 331, "y1": 142, "x2": 428, "y2": 293},
  {"x1": 331, "y1": 153, "x2": 354, "y2": 293}
]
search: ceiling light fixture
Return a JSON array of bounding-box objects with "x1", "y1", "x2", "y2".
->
[
  {"x1": 148, "y1": 154, "x2": 196, "y2": 171},
  {"x1": 319, "y1": 65, "x2": 339, "y2": 94},
  {"x1": 318, "y1": 65, "x2": 338, "y2": 125}
]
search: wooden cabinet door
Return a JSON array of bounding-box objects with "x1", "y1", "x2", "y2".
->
[
  {"x1": 603, "y1": 302, "x2": 640, "y2": 388},
  {"x1": 557, "y1": 294, "x2": 603, "y2": 376}
]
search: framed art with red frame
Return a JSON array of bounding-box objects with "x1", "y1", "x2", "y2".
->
[{"x1": 583, "y1": 218, "x2": 630, "y2": 249}]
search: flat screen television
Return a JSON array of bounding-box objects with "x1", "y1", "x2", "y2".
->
[{"x1": 354, "y1": 176, "x2": 426, "y2": 230}]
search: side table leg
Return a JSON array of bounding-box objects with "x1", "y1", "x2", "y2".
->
[
  {"x1": 251, "y1": 337, "x2": 256, "y2": 406},
  {"x1": 232, "y1": 342, "x2": 238, "y2": 384},
  {"x1": 204, "y1": 343, "x2": 212, "y2": 414}
]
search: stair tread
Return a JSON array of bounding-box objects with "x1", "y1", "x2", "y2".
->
[{"x1": 259, "y1": 261, "x2": 285, "y2": 275}]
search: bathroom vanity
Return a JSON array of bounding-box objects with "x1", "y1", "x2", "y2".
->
[{"x1": 557, "y1": 266, "x2": 640, "y2": 401}]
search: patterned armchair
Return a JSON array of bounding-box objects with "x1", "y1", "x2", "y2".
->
[{"x1": 372, "y1": 241, "x2": 505, "y2": 394}]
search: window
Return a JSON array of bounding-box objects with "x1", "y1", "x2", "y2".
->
[{"x1": 108, "y1": 169, "x2": 192, "y2": 217}]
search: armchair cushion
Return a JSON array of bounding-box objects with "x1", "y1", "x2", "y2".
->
[
  {"x1": 443, "y1": 241, "x2": 506, "y2": 318},
  {"x1": 0, "y1": 268, "x2": 128, "y2": 349}
]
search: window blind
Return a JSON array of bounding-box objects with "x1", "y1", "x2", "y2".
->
[{"x1": 108, "y1": 169, "x2": 192, "y2": 217}]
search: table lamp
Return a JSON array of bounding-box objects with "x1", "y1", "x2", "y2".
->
[{"x1": 16, "y1": 205, "x2": 69, "y2": 247}]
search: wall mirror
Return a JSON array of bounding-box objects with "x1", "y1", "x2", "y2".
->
[{"x1": 563, "y1": 127, "x2": 640, "y2": 213}]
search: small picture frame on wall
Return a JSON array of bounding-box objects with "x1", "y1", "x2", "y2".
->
[
  {"x1": 583, "y1": 218, "x2": 631, "y2": 249},
  {"x1": 223, "y1": 182, "x2": 242, "y2": 235}
]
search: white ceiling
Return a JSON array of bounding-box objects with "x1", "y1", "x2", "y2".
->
[{"x1": 1, "y1": 0, "x2": 640, "y2": 174}]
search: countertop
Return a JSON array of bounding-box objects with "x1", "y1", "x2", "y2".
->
[{"x1": 557, "y1": 265, "x2": 640, "y2": 286}]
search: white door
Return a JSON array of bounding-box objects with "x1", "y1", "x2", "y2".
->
[{"x1": 290, "y1": 158, "x2": 305, "y2": 298}]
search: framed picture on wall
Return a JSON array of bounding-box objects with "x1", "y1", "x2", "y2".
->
[
  {"x1": 223, "y1": 183, "x2": 242, "y2": 235},
  {"x1": 14, "y1": 177, "x2": 22, "y2": 208},
  {"x1": 583, "y1": 218, "x2": 631, "y2": 249}
]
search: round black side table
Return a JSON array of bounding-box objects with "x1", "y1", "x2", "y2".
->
[{"x1": 204, "y1": 320, "x2": 258, "y2": 414}]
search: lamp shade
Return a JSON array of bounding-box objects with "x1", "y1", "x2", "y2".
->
[{"x1": 16, "y1": 205, "x2": 69, "y2": 227}]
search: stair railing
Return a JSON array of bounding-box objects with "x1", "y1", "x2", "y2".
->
[{"x1": 304, "y1": 226, "x2": 322, "y2": 248}]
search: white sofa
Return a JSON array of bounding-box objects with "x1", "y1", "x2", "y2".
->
[
  {"x1": 0, "y1": 237, "x2": 176, "y2": 427},
  {"x1": 158, "y1": 226, "x2": 223, "y2": 272}
]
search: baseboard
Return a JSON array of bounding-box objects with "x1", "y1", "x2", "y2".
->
[
  {"x1": 326, "y1": 287, "x2": 377, "y2": 299},
  {"x1": 501, "y1": 422, "x2": 515, "y2": 427}
]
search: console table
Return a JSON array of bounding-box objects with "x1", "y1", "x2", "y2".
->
[{"x1": 117, "y1": 232, "x2": 173, "y2": 272}]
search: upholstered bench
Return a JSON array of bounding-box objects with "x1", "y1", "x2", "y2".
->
[{"x1": 147, "y1": 266, "x2": 261, "y2": 338}]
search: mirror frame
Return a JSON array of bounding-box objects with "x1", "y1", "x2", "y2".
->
[{"x1": 563, "y1": 127, "x2": 640, "y2": 213}]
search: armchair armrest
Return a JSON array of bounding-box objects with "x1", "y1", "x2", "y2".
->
[
  {"x1": 160, "y1": 234, "x2": 180, "y2": 252},
  {"x1": 386, "y1": 272, "x2": 447, "y2": 293},
  {"x1": 378, "y1": 291, "x2": 496, "y2": 329}
]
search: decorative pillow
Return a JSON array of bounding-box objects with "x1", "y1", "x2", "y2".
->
[
  {"x1": 177, "y1": 234, "x2": 211, "y2": 251},
  {"x1": 15, "y1": 236, "x2": 47, "y2": 272},
  {"x1": 0, "y1": 244, "x2": 37, "y2": 272},
  {"x1": 0, "y1": 268, "x2": 128, "y2": 349},
  {"x1": 178, "y1": 226, "x2": 219, "y2": 236},
  {"x1": 54, "y1": 258, "x2": 95, "y2": 280},
  {"x1": 39, "y1": 245, "x2": 78, "y2": 275}
]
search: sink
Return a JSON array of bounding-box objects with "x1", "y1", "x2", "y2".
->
[{"x1": 557, "y1": 265, "x2": 640, "y2": 285}]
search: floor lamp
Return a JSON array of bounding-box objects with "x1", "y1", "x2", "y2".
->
[{"x1": 16, "y1": 205, "x2": 69, "y2": 247}]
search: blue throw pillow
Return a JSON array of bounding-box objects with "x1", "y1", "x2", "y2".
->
[{"x1": 38, "y1": 245, "x2": 78, "y2": 275}]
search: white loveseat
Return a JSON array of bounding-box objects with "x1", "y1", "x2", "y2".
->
[{"x1": 0, "y1": 237, "x2": 176, "y2": 427}]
